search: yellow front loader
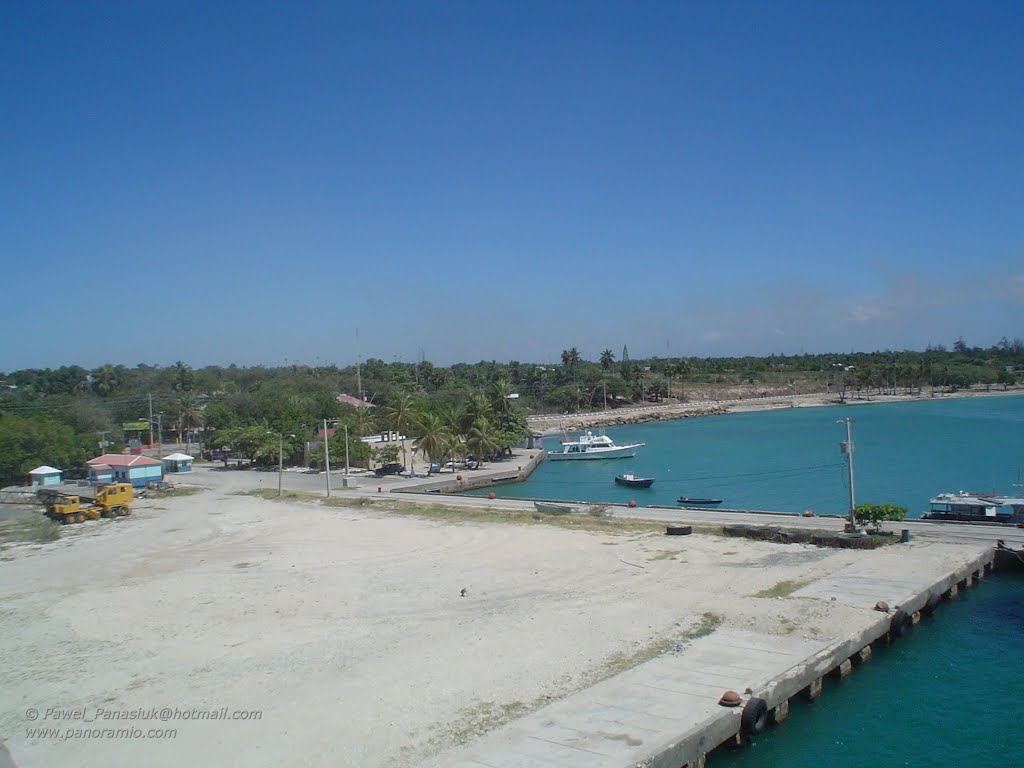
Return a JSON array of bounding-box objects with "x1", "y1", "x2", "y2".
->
[{"x1": 46, "y1": 483, "x2": 133, "y2": 525}]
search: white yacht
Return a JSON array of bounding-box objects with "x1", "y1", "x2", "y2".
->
[{"x1": 547, "y1": 430, "x2": 644, "y2": 461}]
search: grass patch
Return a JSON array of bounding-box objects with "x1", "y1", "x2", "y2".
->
[
  {"x1": 402, "y1": 609, "x2": 724, "y2": 767},
  {"x1": 688, "y1": 611, "x2": 723, "y2": 639},
  {"x1": 0, "y1": 514, "x2": 61, "y2": 548},
  {"x1": 145, "y1": 486, "x2": 202, "y2": 499},
  {"x1": 245, "y1": 489, "x2": 323, "y2": 502},
  {"x1": 431, "y1": 698, "x2": 536, "y2": 751},
  {"x1": 584, "y1": 612, "x2": 723, "y2": 683},
  {"x1": 324, "y1": 496, "x2": 375, "y2": 508},
  {"x1": 379, "y1": 499, "x2": 667, "y2": 535},
  {"x1": 647, "y1": 550, "x2": 678, "y2": 562},
  {"x1": 752, "y1": 578, "x2": 812, "y2": 598}
]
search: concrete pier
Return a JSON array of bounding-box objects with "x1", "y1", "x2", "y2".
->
[{"x1": 425, "y1": 544, "x2": 994, "y2": 768}]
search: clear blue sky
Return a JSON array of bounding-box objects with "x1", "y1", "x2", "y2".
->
[{"x1": 2, "y1": 1, "x2": 1021, "y2": 371}]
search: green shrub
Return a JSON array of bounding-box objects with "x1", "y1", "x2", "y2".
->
[{"x1": 854, "y1": 502, "x2": 907, "y2": 530}]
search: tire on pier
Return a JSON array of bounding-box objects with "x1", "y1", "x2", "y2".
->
[
  {"x1": 922, "y1": 592, "x2": 942, "y2": 616},
  {"x1": 888, "y1": 608, "x2": 911, "y2": 640},
  {"x1": 740, "y1": 697, "x2": 769, "y2": 737}
]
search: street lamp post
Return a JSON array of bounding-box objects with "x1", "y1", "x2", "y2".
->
[
  {"x1": 268, "y1": 431, "x2": 294, "y2": 497},
  {"x1": 838, "y1": 417, "x2": 859, "y2": 533},
  {"x1": 323, "y1": 418, "x2": 352, "y2": 497}
]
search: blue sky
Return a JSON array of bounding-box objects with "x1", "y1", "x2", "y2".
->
[{"x1": 2, "y1": 1, "x2": 1021, "y2": 370}]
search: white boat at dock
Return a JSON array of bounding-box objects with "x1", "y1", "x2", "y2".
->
[
  {"x1": 923, "y1": 492, "x2": 1024, "y2": 524},
  {"x1": 548, "y1": 430, "x2": 644, "y2": 461}
]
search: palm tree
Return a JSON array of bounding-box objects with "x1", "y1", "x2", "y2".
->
[
  {"x1": 460, "y1": 393, "x2": 491, "y2": 436},
  {"x1": 560, "y1": 347, "x2": 581, "y2": 372},
  {"x1": 443, "y1": 432, "x2": 465, "y2": 471},
  {"x1": 664, "y1": 362, "x2": 679, "y2": 400},
  {"x1": 177, "y1": 393, "x2": 205, "y2": 454},
  {"x1": 676, "y1": 360, "x2": 691, "y2": 402},
  {"x1": 488, "y1": 380, "x2": 514, "y2": 422},
  {"x1": 465, "y1": 417, "x2": 499, "y2": 466},
  {"x1": 599, "y1": 349, "x2": 615, "y2": 371},
  {"x1": 383, "y1": 394, "x2": 416, "y2": 472},
  {"x1": 90, "y1": 364, "x2": 121, "y2": 397},
  {"x1": 412, "y1": 412, "x2": 449, "y2": 467}
]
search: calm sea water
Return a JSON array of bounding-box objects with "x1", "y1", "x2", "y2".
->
[
  {"x1": 466, "y1": 394, "x2": 1024, "y2": 767},
  {"x1": 710, "y1": 571, "x2": 1024, "y2": 768},
  {"x1": 470, "y1": 394, "x2": 1024, "y2": 517}
]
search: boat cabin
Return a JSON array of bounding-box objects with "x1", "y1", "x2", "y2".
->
[{"x1": 925, "y1": 492, "x2": 1018, "y2": 523}]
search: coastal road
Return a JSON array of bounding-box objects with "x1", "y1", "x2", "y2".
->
[{"x1": 382, "y1": 486, "x2": 1024, "y2": 548}]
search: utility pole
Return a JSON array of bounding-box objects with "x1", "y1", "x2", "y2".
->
[
  {"x1": 323, "y1": 418, "x2": 332, "y2": 497},
  {"x1": 344, "y1": 424, "x2": 350, "y2": 475},
  {"x1": 278, "y1": 433, "x2": 284, "y2": 497},
  {"x1": 355, "y1": 327, "x2": 362, "y2": 402},
  {"x1": 96, "y1": 430, "x2": 110, "y2": 455},
  {"x1": 838, "y1": 417, "x2": 858, "y2": 533},
  {"x1": 603, "y1": 381, "x2": 608, "y2": 411},
  {"x1": 148, "y1": 394, "x2": 154, "y2": 449},
  {"x1": 156, "y1": 413, "x2": 163, "y2": 459}
]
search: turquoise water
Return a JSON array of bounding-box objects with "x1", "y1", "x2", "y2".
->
[
  {"x1": 469, "y1": 395, "x2": 1024, "y2": 517},
  {"x1": 468, "y1": 395, "x2": 1024, "y2": 767},
  {"x1": 709, "y1": 571, "x2": 1024, "y2": 768}
]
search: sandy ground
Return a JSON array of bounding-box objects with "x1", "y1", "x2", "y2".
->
[{"x1": 0, "y1": 469, "x2": 986, "y2": 768}]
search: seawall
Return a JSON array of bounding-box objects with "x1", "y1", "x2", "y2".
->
[
  {"x1": 425, "y1": 542, "x2": 997, "y2": 768},
  {"x1": 393, "y1": 449, "x2": 546, "y2": 495}
]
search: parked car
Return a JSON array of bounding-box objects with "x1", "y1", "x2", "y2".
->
[{"x1": 374, "y1": 463, "x2": 405, "y2": 477}]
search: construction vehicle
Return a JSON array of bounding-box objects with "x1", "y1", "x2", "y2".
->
[{"x1": 45, "y1": 483, "x2": 133, "y2": 525}]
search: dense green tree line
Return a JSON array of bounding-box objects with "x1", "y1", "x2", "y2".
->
[{"x1": 1, "y1": 336, "x2": 1021, "y2": 482}]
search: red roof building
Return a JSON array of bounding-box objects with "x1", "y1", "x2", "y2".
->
[
  {"x1": 87, "y1": 454, "x2": 163, "y2": 487},
  {"x1": 88, "y1": 454, "x2": 162, "y2": 468}
]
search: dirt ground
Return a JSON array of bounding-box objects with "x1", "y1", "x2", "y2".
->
[{"x1": 0, "y1": 477, "x2": 977, "y2": 768}]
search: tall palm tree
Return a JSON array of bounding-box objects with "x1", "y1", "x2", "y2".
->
[
  {"x1": 465, "y1": 417, "x2": 498, "y2": 466},
  {"x1": 412, "y1": 412, "x2": 449, "y2": 466},
  {"x1": 383, "y1": 394, "x2": 416, "y2": 472},
  {"x1": 177, "y1": 393, "x2": 205, "y2": 454},
  {"x1": 488, "y1": 380, "x2": 514, "y2": 422},
  {"x1": 676, "y1": 360, "x2": 691, "y2": 402},
  {"x1": 560, "y1": 347, "x2": 581, "y2": 372},
  {"x1": 599, "y1": 349, "x2": 615, "y2": 371},
  {"x1": 460, "y1": 393, "x2": 491, "y2": 436},
  {"x1": 443, "y1": 432, "x2": 465, "y2": 471},
  {"x1": 664, "y1": 362, "x2": 679, "y2": 399}
]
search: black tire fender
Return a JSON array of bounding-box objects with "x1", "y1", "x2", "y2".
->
[
  {"x1": 740, "y1": 697, "x2": 769, "y2": 736},
  {"x1": 922, "y1": 593, "x2": 942, "y2": 616},
  {"x1": 889, "y1": 607, "x2": 911, "y2": 638}
]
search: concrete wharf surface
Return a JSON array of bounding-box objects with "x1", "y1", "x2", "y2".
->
[{"x1": 421, "y1": 543, "x2": 995, "y2": 768}]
